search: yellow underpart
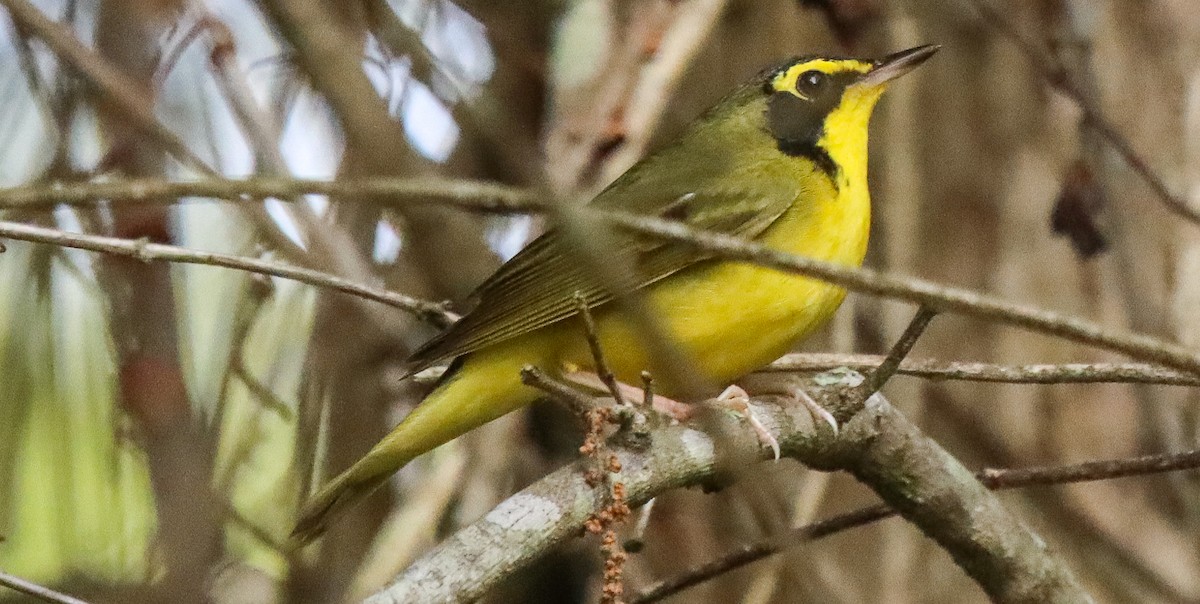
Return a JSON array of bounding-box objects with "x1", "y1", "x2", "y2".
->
[{"x1": 771, "y1": 58, "x2": 873, "y2": 95}]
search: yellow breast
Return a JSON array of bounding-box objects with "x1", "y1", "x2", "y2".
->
[
  {"x1": 573, "y1": 166, "x2": 870, "y2": 391},
  {"x1": 568, "y1": 83, "x2": 882, "y2": 393}
]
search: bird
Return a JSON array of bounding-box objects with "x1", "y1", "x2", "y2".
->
[{"x1": 292, "y1": 45, "x2": 940, "y2": 543}]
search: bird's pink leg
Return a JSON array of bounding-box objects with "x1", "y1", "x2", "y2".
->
[{"x1": 561, "y1": 370, "x2": 781, "y2": 459}]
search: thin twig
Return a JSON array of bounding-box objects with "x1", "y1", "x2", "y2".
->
[
  {"x1": 3, "y1": 177, "x2": 1199, "y2": 374},
  {"x1": 210, "y1": 274, "x2": 274, "y2": 485},
  {"x1": 0, "y1": 176, "x2": 540, "y2": 212},
  {"x1": 640, "y1": 371, "x2": 655, "y2": 408},
  {"x1": 0, "y1": 0, "x2": 211, "y2": 171},
  {"x1": 761, "y1": 354, "x2": 1200, "y2": 386},
  {"x1": 552, "y1": 202, "x2": 711, "y2": 402},
  {"x1": 632, "y1": 447, "x2": 1200, "y2": 603},
  {"x1": 520, "y1": 365, "x2": 602, "y2": 418},
  {"x1": 866, "y1": 306, "x2": 937, "y2": 393},
  {"x1": 0, "y1": 570, "x2": 91, "y2": 604},
  {"x1": 221, "y1": 499, "x2": 290, "y2": 557},
  {"x1": 0, "y1": 220, "x2": 456, "y2": 326},
  {"x1": 420, "y1": 353, "x2": 1200, "y2": 389},
  {"x1": 233, "y1": 358, "x2": 295, "y2": 421},
  {"x1": 629, "y1": 504, "x2": 895, "y2": 604},
  {"x1": 575, "y1": 292, "x2": 628, "y2": 406},
  {"x1": 963, "y1": 0, "x2": 1200, "y2": 227},
  {"x1": 596, "y1": 209, "x2": 1200, "y2": 376},
  {"x1": 416, "y1": 356, "x2": 1200, "y2": 388},
  {"x1": 979, "y1": 448, "x2": 1200, "y2": 488}
]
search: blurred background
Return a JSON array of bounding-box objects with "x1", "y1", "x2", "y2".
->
[{"x1": 1, "y1": 0, "x2": 1199, "y2": 602}]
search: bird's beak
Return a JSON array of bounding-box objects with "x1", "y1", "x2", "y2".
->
[{"x1": 857, "y1": 44, "x2": 940, "y2": 88}]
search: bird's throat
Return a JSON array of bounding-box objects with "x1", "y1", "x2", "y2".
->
[{"x1": 816, "y1": 85, "x2": 884, "y2": 191}]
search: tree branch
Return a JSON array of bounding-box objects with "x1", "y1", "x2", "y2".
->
[
  {"x1": 0, "y1": 0, "x2": 210, "y2": 173},
  {"x1": 763, "y1": 353, "x2": 1200, "y2": 386},
  {"x1": 0, "y1": 219, "x2": 456, "y2": 326},
  {"x1": 367, "y1": 375, "x2": 1090, "y2": 603},
  {"x1": 963, "y1": 0, "x2": 1200, "y2": 227},
  {"x1": 633, "y1": 447, "x2": 1200, "y2": 603},
  {"x1": 0, "y1": 176, "x2": 540, "y2": 213},
  {"x1": 865, "y1": 306, "x2": 937, "y2": 393},
  {"x1": 412, "y1": 354, "x2": 1200, "y2": 389},
  {"x1": 0, "y1": 570, "x2": 91, "y2": 604},
  {"x1": 3, "y1": 177, "x2": 1199, "y2": 373},
  {"x1": 596, "y1": 209, "x2": 1200, "y2": 375}
]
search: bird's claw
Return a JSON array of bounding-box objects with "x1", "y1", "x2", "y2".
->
[
  {"x1": 788, "y1": 385, "x2": 838, "y2": 436},
  {"x1": 560, "y1": 371, "x2": 787, "y2": 459},
  {"x1": 717, "y1": 385, "x2": 781, "y2": 461}
]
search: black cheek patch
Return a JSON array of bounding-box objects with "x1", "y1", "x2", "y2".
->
[
  {"x1": 764, "y1": 71, "x2": 858, "y2": 180},
  {"x1": 766, "y1": 92, "x2": 824, "y2": 144},
  {"x1": 766, "y1": 92, "x2": 839, "y2": 178}
]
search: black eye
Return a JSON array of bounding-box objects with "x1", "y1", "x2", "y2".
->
[{"x1": 796, "y1": 70, "x2": 826, "y2": 97}]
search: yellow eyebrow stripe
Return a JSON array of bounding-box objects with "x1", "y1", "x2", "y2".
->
[{"x1": 771, "y1": 59, "x2": 872, "y2": 95}]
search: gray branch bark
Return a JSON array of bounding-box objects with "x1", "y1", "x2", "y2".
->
[{"x1": 366, "y1": 374, "x2": 1090, "y2": 603}]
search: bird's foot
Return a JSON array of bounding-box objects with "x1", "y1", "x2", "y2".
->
[
  {"x1": 714, "y1": 385, "x2": 781, "y2": 461},
  {"x1": 787, "y1": 383, "x2": 839, "y2": 436},
  {"x1": 560, "y1": 370, "x2": 784, "y2": 459}
]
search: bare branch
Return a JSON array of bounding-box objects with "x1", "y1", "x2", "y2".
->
[
  {"x1": 416, "y1": 355, "x2": 1200, "y2": 388},
  {"x1": 574, "y1": 292, "x2": 628, "y2": 406},
  {"x1": 630, "y1": 504, "x2": 894, "y2": 604},
  {"x1": 232, "y1": 359, "x2": 295, "y2": 421},
  {"x1": 4, "y1": 176, "x2": 1197, "y2": 375},
  {"x1": 367, "y1": 377, "x2": 1089, "y2": 603},
  {"x1": 0, "y1": 220, "x2": 456, "y2": 326},
  {"x1": 0, "y1": 177, "x2": 540, "y2": 213},
  {"x1": 0, "y1": 0, "x2": 210, "y2": 173},
  {"x1": 633, "y1": 447, "x2": 1200, "y2": 603},
  {"x1": 521, "y1": 365, "x2": 605, "y2": 418},
  {"x1": 763, "y1": 353, "x2": 1200, "y2": 386},
  {"x1": 979, "y1": 448, "x2": 1200, "y2": 489},
  {"x1": 0, "y1": 570, "x2": 91, "y2": 604},
  {"x1": 596, "y1": 209, "x2": 1200, "y2": 376},
  {"x1": 963, "y1": 0, "x2": 1200, "y2": 227},
  {"x1": 865, "y1": 306, "x2": 937, "y2": 393}
]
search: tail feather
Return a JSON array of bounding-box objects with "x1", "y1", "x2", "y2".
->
[
  {"x1": 290, "y1": 338, "x2": 546, "y2": 544},
  {"x1": 291, "y1": 465, "x2": 393, "y2": 544}
]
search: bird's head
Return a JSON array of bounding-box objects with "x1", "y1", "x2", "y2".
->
[{"x1": 758, "y1": 45, "x2": 940, "y2": 174}]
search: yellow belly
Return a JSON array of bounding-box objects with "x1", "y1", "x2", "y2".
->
[{"x1": 562, "y1": 178, "x2": 871, "y2": 394}]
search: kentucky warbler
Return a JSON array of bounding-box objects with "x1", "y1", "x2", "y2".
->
[{"x1": 293, "y1": 45, "x2": 940, "y2": 542}]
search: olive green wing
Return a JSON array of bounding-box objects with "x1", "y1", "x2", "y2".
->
[{"x1": 404, "y1": 184, "x2": 799, "y2": 373}]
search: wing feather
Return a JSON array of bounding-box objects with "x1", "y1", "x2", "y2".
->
[{"x1": 404, "y1": 177, "x2": 800, "y2": 373}]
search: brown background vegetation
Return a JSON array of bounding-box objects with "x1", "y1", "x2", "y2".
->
[{"x1": 1, "y1": 0, "x2": 1199, "y2": 602}]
